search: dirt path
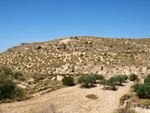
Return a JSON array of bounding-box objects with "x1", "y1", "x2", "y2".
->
[{"x1": 0, "y1": 81, "x2": 133, "y2": 113}]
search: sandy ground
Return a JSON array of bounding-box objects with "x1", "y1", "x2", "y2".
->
[
  {"x1": 132, "y1": 107, "x2": 150, "y2": 113},
  {"x1": 0, "y1": 81, "x2": 133, "y2": 113}
]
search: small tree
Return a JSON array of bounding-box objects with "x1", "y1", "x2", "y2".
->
[
  {"x1": 108, "y1": 77, "x2": 117, "y2": 90},
  {"x1": 93, "y1": 74, "x2": 104, "y2": 81},
  {"x1": 115, "y1": 76, "x2": 125, "y2": 85},
  {"x1": 133, "y1": 83, "x2": 139, "y2": 92},
  {"x1": 99, "y1": 79, "x2": 108, "y2": 88},
  {"x1": 78, "y1": 75, "x2": 95, "y2": 88},
  {"x1": 136, "y1": 84, "x2": 145, "y2": 98},
  {"x1": 130, "y1": 74, "x2": 138, "y2": 81},
  {"x1": 62, "y1": 76, "x2": 74, "y2": 86},
  {"x1": 123, "y1": 75, "x2": 128, "y2": 81}
]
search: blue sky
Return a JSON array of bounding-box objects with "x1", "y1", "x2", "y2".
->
[{"x1": 0, "y1": 0, "x2": 150, "y2": 53}]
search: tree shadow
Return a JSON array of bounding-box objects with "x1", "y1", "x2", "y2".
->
[
  {"x1": 80, "y1": 84, "x2": 97, "y2": 89},
  {"x1": 101, "y1": 86, "x2": 118, "y2": 91},
  {"x1": 117, "y1": 84, "x2": 125, "y2": 87}
]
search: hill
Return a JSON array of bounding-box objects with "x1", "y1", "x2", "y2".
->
[{"x1": 0, "y1": 36, "x2": 150, "y2": 77}]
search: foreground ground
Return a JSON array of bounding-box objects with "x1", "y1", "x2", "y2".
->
[{"x1": 0, "y1": 81, "x2": 133, "y2": 113}]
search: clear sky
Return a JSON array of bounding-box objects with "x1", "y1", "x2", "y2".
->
[{"x1": 0, "y1": 0, "x2": 150, "y2": 53}]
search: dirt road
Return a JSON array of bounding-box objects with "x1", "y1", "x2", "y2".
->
[{"x1": 0, "y1": 81, "x2": 133, "y2": 113}]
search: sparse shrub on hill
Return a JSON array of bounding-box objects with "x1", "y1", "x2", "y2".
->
[
  {"x1": 130, "y1": 74, "x2": 138, "y2": 81},
  {"x1": 13, "y1": 72, "x2": 23, "y2": 79},
  {"x1": 36, "y1": 46, "x2": 42, "y2": 49},
  {"x1": 62, "y1": 76, "x2": 74, "y2": 86},
  {"x1": 0, "y1": 67, "x2": 12, "y2": 75}
]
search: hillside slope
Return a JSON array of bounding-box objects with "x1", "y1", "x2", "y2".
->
[{"x1": 0, "y1": 36, "x2": 150, "y2": 77}]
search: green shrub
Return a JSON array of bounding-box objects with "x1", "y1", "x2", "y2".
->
[
  {"x1": 133, "y1": 83, "x2": 139, "y2": 92},
  {"x1": 99, "y1": 79, "x2": 108, "y2": 88},
  {"x1": 93, "y1": 74, "x2": 104, "y2": 81},
  {"x1": 123, "y1": 75, "x2": 128, "y2": 81},
  {"x1": 0, "y1": 71, "x2": 24, "y2": 99},
  {"x1": 136, "y1": 84, "x2": 145, "y2": 98},
  {"x1": 100, "y1": 75, "x2": 128, "y2": 91},
  {"x1": 144, "y1": 84, "x2": 150, "y2": 98},
  {"x1": 115, "y1": 76, "x2": 125, "y2": 85},
  {"x1": 78, "y1": 75, "x2": 95, "y2": 87},
  {"x1": 144, "y1": 74, "x2": 150, "y2": 84},
  {"x1": 36, "y1": 46, "x2": 42, "y2": 49},
  {"x1": 130, "y1": 74, "x2": 138, "y2": 81},
  {"x1": 133, "y1": 75, "x2": 150, "y2": 99},
  {"x1": 107, "y1": 77, "x2": 117, "y2": 90},
  {"x1": 19, "y1": 77, "x2": 26, "y2": 81},
  {"x1": 0, "y1": 67, "x2": 12, "y2": 75},
  {"x1": 62, "y1": 76, "x2": 74, "y2": 86},
  {"x1": 13, "y1": 72, "x2": 23, "y2": 79}
]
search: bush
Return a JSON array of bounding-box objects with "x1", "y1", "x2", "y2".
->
[
  {"x1": 99, "y1": 79, "x2": 108, "y2": 88},
  {"x1": 133, "y1": 74, "x2": 150, "y2": 99},
  {"x1": 0, "y1": 67, "x2": 12, "y2": 75},
  {"x1": 144, "y1": 74, "x2": 150, "y2": 84},
  {"x1": 36, "y1": 46, "x2": 41, "y2": 49},
  {"x1": 144, "y1": 84, "x2": 150, "y2": 98},
  {"x1": 99, "y1": 75, "x2": 128, "y2": 91},
  {"x1": 0, "y1": 69, "x2": 24, "y2": 99},
  {"x1": 78, "y1": 75, "x2": 95, "y2": 88},
  {"x1": 123, "y1": 75, "x2": 128, "y2": 81},
  {"x1": 130, "y1": 74, "x2": 138, "y2": 81},
  {"x1": 19, "y1": 77, "x2": 26, "y2": 81},
  {"x1": 93, "y1": 74, "x2": 104, "y2": 81},
  {"x1": 62, "y1": 76, "x2": 74, "y2": 86},
  {"x1": 13, "y1": 72, "x2": 23, "y2": 79},
  {"x1": 136, "y1": 84, "x2": 145, "y2": 98},
  {"x1": 107, "y1": 77, "x2": 118, "y2": 90},
  {"x1": 115, "y1": 76, "x2": 125, "y2": 85},
  {"x1": 133, "y1": 83, "x2": 139, "y2": 92}
]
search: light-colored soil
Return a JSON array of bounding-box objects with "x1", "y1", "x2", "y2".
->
[
  {"x1": 132, "y1": 107, "x2": 150, "y2": 113},
  {"x1": 0, "y1": 81, "x2": 133, "y2": 113}
]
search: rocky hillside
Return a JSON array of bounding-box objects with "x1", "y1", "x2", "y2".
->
[{"x1": 0, "y1": 36, "x2": 150, "y2": 77}]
